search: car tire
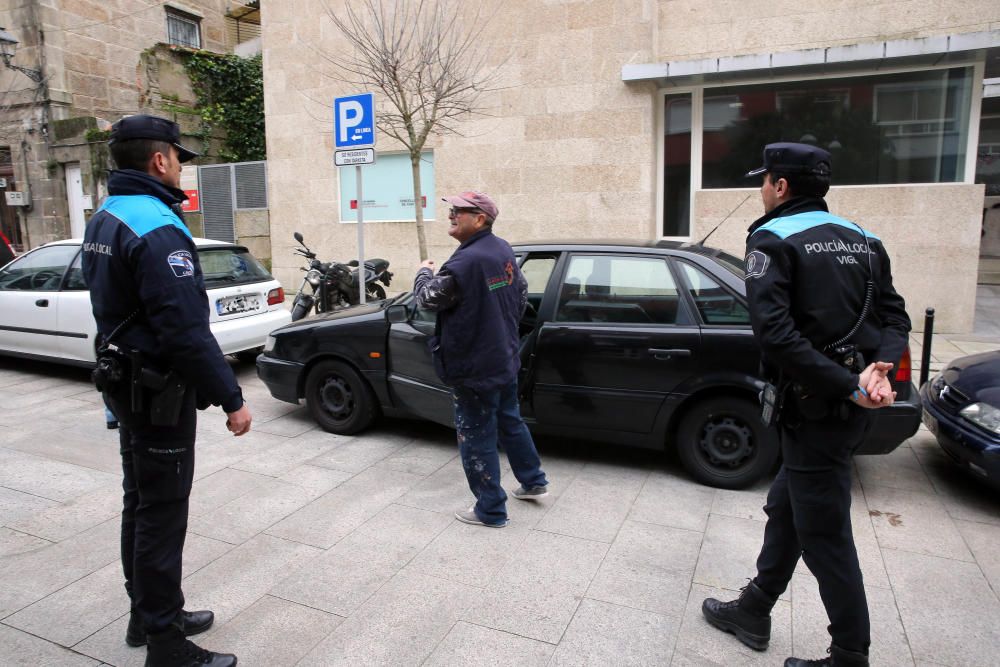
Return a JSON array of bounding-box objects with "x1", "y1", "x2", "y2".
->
[
  {"x1": 676, "y1": 396, "x2": 778, "y2": 490},
  {"x1": 305, "y1": 359, "x2": 377, "y2": 435}
]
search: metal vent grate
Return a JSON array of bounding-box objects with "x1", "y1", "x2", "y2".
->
[
  {"x1": 234, "y1": 161, "x2": 267, "y2": 210},
  {"x1": 200, "y1": 164, "x2": 235, "y2": 242}
]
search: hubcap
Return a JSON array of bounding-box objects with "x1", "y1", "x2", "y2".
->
[
  {"x1": 319, "y1": 375, "x2": 354, "y2": 421},
  {"x1": 699, "y1": 415, "x2": 754, "y2": 469}
]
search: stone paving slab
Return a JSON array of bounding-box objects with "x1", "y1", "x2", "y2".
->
[{"x1": 1, "y1": 356, "x2": 999, "y2": 666}]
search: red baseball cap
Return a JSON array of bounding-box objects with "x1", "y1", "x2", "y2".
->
[{"x1": 441, "y1": 191, "x2": 498, "y2": 221}]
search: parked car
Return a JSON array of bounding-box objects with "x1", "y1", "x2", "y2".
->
[
  {"x1": 0, "y1": 237, "x2": 291, "y2": 367},
  {"x1": 921, "y1": 350, "x2": 1000, "y2": 489},
  {"x1": 257, "y1": 240, "x2": 921, "y2": 489}
]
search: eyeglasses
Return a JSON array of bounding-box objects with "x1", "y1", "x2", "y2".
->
[{"x1": 448, "y1": 207, "x2": 481, "y2": 219}]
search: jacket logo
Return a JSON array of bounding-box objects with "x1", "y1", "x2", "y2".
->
[
  {"x1": 745, "y1": 250, "x2": 770, "y2": 280},
  {"x1": 167, "y1": 250, "x2": 194, "y2": 278},
  {"x1": 486, "y1": 261, "x2": 515, "y2": 291}
]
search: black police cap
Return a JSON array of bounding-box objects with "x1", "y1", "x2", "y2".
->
[
  {"x1": 109, "y1": 115, "x2": 199, "y2": 163},
  {"x1": 745, "y1": 142, "x2": 831, "y2": 178}
]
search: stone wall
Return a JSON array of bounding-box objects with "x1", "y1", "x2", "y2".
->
[{"x1": 262, "y1": 0, "x2": 1000, "y2": 332}]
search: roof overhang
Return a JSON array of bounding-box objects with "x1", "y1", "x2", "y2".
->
[{"x1": 622, "y1": 30, "x2": 1000, "y2": 87}]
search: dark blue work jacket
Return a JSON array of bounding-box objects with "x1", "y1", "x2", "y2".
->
[
  {"x1": 414, "y1": 228, "x2": 527, "y2": 392},
  {"x1": 82, "y1": 170, "x2": 243, "y2": 413}
]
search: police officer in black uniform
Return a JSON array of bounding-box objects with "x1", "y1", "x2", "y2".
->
[
  {"x1": 83, "y1": 115, "x2": 252, "y2": 667},
  {"x1": 700, "y1": 143, "x2": 911, "y2": 667}
]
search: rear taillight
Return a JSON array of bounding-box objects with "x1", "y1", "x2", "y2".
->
[
  {"x1": 267, "y1": 287, "x2": 284, "y2": 306},
  {"x1": 895, "y1": 345, "x2": 911, "y2": 383}
]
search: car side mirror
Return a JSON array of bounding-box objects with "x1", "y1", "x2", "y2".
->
[{"x1": 386, "y1": 303, "x2": 409, "y2": 324}]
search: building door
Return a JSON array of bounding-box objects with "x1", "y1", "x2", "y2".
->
[{"x1": 65, "y1": 163, "x2": 85, "y2": 238}]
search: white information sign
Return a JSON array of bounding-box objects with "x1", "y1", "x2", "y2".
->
[{"x1": 335, "y1": 148, "x2": 376, "y2": 166}]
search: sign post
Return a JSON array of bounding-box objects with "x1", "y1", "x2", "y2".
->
[{"x1": 333, "y1": 92, "x2": 376, "y2": 305}]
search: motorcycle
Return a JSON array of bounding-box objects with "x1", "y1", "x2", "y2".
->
[{"x1": 289, "y1": 232, "x2": 393, "y2": 321}]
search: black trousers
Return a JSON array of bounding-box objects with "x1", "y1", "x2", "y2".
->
[
  {"x1": 753, "y1": 403, "x2": 872, "y2": 653},
  {"x1": 111, "y1": 389, "x2": 197, "y2": 635}
]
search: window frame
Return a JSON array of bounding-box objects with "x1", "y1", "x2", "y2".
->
[
  {"x1": 656, "y1": 59, "x2": 985, "y2": 241},
  {"x1": 166, "y1": 8, "x2": 202, "y2": 49}
]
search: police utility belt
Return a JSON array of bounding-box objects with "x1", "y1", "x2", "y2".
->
[
  {"x1": 760, "y1": 344, "x2": 865, "y2": 427},
  {"x1": 92, "y1": 342, "x2": 188, "y2": 427}
]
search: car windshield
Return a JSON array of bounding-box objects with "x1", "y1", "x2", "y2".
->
[{"x1": 198, "y1": 247, "x2": 273, "y2": 288}]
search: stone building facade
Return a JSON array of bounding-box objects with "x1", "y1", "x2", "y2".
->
[
  {"x1": 262, "y1": 0, "x2": 1000, "y2": 333},
  {"x1": 0, "y1": 0, "x2": 258, "y2": 252}
]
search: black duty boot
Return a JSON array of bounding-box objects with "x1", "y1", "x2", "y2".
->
[
  {"x1": 784, "y1": 644, "x2": 870, "y2": 666},
  {"x1": 144, "y1": 623, "x2": 236, "y2": 667},
  {"x1": 701, "y1": 580, "x2": 778, "y2": 651},
  {"x1": 127, "y1": 609, "x2": 215, "y2": 647}
]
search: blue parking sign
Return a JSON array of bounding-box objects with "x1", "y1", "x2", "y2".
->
[{"x1": 334, "y1": 93, "x2": 376, "y2": 149}]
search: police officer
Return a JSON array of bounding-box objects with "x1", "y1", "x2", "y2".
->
[
  {"x1": 83, "y1": 115, "x2": 251, "y2": 667},
  {"x1": 700, "y1": 143, "x2": 911, "y2": 667}
]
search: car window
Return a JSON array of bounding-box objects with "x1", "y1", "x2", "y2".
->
[
  {"x1": 0, "y1": 245, "x2": 78, "y2": 291},
  {"x1": 555, "y1": 254, "x2": 680, "y2": 324},
  {"x1": 519, "y1": 254, "x2": 557, "y2": 314},
  {"x1": 679, "y1": 261, "x2": 750, "y2": 325},
  {"x1": 64, "y1": 252, "x2": 87, "y2": 291},
  {"x1": 198, "y1": 247, "x2": 273, "y2": 288}
]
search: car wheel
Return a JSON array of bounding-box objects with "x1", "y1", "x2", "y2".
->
[
  {"x1": 304, "y1": 359, "x2": 377, "y2": 434},
  {"x1": 233, "y1": 347, "x2": 263, "y2": 364},
  {"x1": 676, "y1": 396, "x2": 778, "y2": 489}
]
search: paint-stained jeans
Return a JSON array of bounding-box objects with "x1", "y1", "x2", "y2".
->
[{"x1": 453, "y1": 383, "x2": 547, "y2": 525}]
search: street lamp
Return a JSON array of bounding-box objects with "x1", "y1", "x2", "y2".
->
[{"x1": 0, "y1": 27, "x2": 43, "y2": 83}]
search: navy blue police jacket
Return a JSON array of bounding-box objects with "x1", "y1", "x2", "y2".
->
[
  {"x1": 82, "y1": 169, "x2": 243, "y2": 413},
  {"x1": 745, "y1": 196, "x2": 911, "y2": 400},
  {"x1": 413, "y1": 228, "x2": 528, "y2": 392}
]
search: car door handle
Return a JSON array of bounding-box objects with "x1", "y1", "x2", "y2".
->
[
  {"x1": 648, "y1": 347, "x2": 691, "y2": 360},
  {"x1": 35, "y1": 299, "x2": 49, "y2": 307}
]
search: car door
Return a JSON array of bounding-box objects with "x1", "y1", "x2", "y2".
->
[
  {"x1": 57, "y1": 250, "x2": 99, "y2": 363},
  {"x1": 531, "y1": 252, "x2": 702, "y2": 434},
  {"x1": 0, "y1": 244, "x2": 81, "y2": 359},
  {"x1": 386, "y1": 296, "x2": 454, "y2": 427}
]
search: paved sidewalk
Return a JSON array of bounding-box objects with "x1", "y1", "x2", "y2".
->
[{"x1": 0, "y1": 301, "x2": 998, "y2": 665}]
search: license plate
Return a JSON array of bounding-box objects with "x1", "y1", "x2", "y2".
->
[
  {"x1": 922, "y1": 409, "x2": 938, "y2": 434},
  {"x1": 216, "y1": 294, "x2": 260, "y2": 316}
]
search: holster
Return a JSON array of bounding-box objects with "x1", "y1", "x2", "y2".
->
[{"x1": 92, "y1": 344, "x2": 187, "y2": 426}]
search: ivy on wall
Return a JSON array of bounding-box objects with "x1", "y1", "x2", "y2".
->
[{"x1": 182, "y1": 52, "x2": 265, "y2": 163}]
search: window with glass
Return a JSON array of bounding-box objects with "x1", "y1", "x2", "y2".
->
[
  {"x1": 679, "y1": 261, "x2": 750, "y2": 325},
  {"x1": 520, "y1": 254, "x2": 557, "y2": 315},
  {"x1": 166, "y1": 9, "x2": 201, "y2": 49},
  {"x1": 556, "y1": 254, "x2": 680, "y2": 324},
  {"x1": 699, "y1": 67, "x2": 974, "y2": 188},
  {"x1": 0, "y1": 245, "x2": 78, "y2": 291}
]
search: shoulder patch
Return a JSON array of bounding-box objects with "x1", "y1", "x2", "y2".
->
[
  {"x1": 167, "y1": 250, "x2": 194, "y2": 278},
  {"x1": 745, "y1": 250, "x2": 770, "y2": 280}
]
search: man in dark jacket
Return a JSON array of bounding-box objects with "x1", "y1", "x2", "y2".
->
[
  {"x1": 83, "y1": 115, "x2": 249, "y2": 667},
  {"x1": 701, "y1": 143, "x2": 910, "y2": 667},
  {"x1": 413, "y1": 191, "x2": 548, "y2": 528}
]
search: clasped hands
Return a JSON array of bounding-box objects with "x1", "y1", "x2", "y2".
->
[{"x1": 854, "y1": 362, "x2": 897, "y2": 409}]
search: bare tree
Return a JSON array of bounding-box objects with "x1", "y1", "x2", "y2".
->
[{"x1": 319, "y1": 0, "x2": 502, "y2": 260}]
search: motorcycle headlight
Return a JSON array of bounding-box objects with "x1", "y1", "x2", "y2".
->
[
  {"x1": 959, "y1": 402, "x2": 1000, "y2": 435},
  {"x1": 305, "y1": 269, "x2": 322, "y2": 287},
  {"x1": 263, "y1": 334, "x2": 276, "y2": 354}
]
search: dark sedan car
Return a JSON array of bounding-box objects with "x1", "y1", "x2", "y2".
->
[
  {"x1": 258, "y1": 240, "x2": 921, "y2": 489},
  {"x1": 921, "y1": 350, "x2": 1000, "y2": 489}
]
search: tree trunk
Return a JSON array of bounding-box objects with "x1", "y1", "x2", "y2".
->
[{"x1": 410, "y1": 152, "x2": 428, "y2": 261}]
